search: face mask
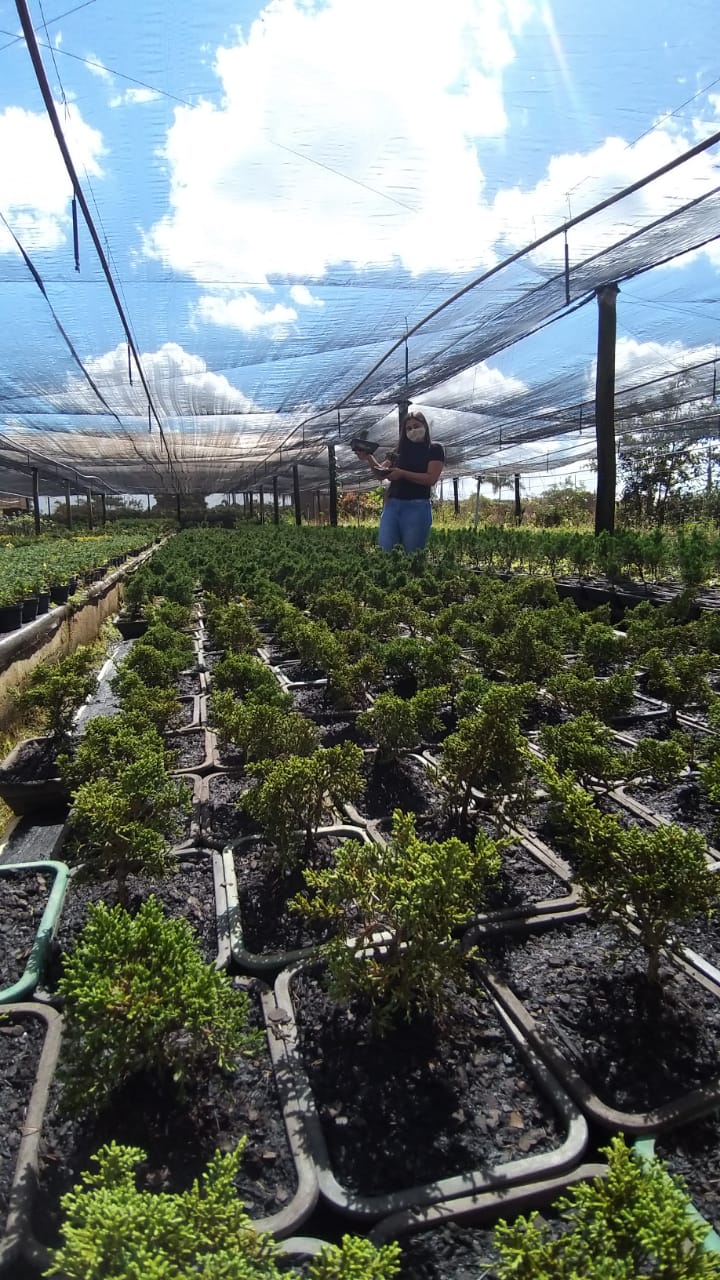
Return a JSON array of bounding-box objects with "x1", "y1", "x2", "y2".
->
[{"x1": 405, "y1": 425, "x2": 426, "y2": 443}]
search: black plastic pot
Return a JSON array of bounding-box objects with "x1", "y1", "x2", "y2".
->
[
  {"x1": 49, "y1": 583, "x2": 70, "y2": 605},
  {"x1": 20, "y1": 597, "x2": 38, "y2": 624},
  {"x1": 0, "y1": 603, "x2": 22, "y2": 632},
  {"x1": 36, "y1": 591, "x2": 50, "y2": 616}
]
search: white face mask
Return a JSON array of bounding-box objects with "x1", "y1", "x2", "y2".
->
[{"x1": 405, "y1": 425, "x2": 426, "y2": 443}]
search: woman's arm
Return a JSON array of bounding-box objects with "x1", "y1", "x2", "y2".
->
[{"x1": 387, "y1": 460, "x2": 444, "y2": 486}]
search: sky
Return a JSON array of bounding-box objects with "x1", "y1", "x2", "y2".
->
[{"x1": 0, "y1": 0, "x2": 719, "y2": 496}]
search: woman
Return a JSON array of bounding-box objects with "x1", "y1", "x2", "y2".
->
[{"x1": 356, "y1": 410, "x2": 445, "y2": 553}]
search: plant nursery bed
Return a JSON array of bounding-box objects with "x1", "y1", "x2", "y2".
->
[
  {"x1": 291, "y1": 968, "x2": 561, "y2": 1199},
  {"x1": 234, "y1": 836, "x2": 340, "y2": 956},
  {"x1": 176, "y1": 671, "x2": 203, "y2": 698},
  {"x1": 166, "y1": 729, "x2": 210, "y2": 771},
  {"x1": 32, "y1": 984, "x2": 297, "y2": 1247},
  {"x1": 0, "y1": 1015, "x2": 45, "y2": 1230},
  {"x1": 169, "y1": 697, "x2": 196, "y2": 731},
  {"x1": 656, "y1": 1113, "x2": 720, "y2": 1232},
  {"x1": 354, "y1": 755, "x2": 437, "y2": 822},
  {"x1": 46, "y1": 855, "x2": 219, "y2": 984},
  {"x1": 316, "y1": 717, "x2": 360, "y2": 748},
  {"x1": 396, "y1": 1221, "x2": 501, "y2": 1280},
  {"x1": 204, "y1": 771, "x2": 256, "y2": 842},
  {"x1": 290, "y1": 685, "x2": 344, "y2": 717},
  {"x1": 624, "y1": 777, "x2": 719, "y2": 844},
  {"x1": 0, "y1": 736, "x2": 59, "y2": 786},
  {"x1": 0, "y1": 867, "x2": 53, "y2": 993},
  {"x1": 482, "y1": 919, "x2": 720, "y2": 1115},
  {"x1": 675, "y1": 915, "x2": 720, "y2": 972}
]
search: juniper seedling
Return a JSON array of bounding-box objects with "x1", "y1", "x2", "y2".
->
[
  {"x1": 293, "y1": 809, "x2": 502, "y2": 1029},
  {"x1": 210, "y1": 689, "x2": 319, "y2": 763},
  {"x1": 58, "y1": 896, "x2": 261, "y2": 1113},
  {"x1": 441, "y1": 683, "x2": 535, "y2": 828},
  {"x1": 241, "y1": 743, "x2": 365, "y2": 864},
  {"x1": 494, "y1": 1133, "x2": 720, "y2": 1278}
]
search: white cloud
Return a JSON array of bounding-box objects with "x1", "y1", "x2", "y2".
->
[
  {"x1": 143, "y1": 0, "x2": 534, "y2": 292},
  {"x1": 85, "y1": 54, "x2": 113, "y2": 84},
  {"x1": 51, "y1": 342, "x2": 257, "y2": 415},
  {"x1": 0, "y1": 103, "x2": 104, "y2": 254},
  {"x1": 492, "y1": 127, "x2": 720, "y2": 269},
  {"x1": 110, "y1": 87, "x2": 161, "y2": 108},
  {"x1": 424, "y1": 360, "x2": 527, "y2": 408},
  {"x1": 196, "y1": 293, "x2": 297, "y2": 333},
  {"x1": 289, "y1": 284, "x2": 324, "y2": 308}
]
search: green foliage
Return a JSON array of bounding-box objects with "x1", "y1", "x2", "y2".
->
[
  {"x1": 629, "y1": 733, "x2": 690, "y2": 786},
  {"x1": 205, "y1": 598, "x2": 262, "y2": 653},
  {"x1": 61, "y1": 714, "x2": 190, "y2": 904},
  {"x1": 293, "y1": 810, "x2": 502, "y2": 1028},
  {"x1": 441, "y1": 683, "x2": 535, "y2": 826},
  {"x1": 110, "y1": 666, "x2": 181, "y2": 732},
  {"x1": 541, "y1": 761, "x2": 716, "y2": 982},
  {"x1": 325, "y1": 652, "x2": 382, "y2": 711},
  {"x1": 307, "y1": 1236, "x2": 401, "y2": 1280},
  {"x1": 214, "y1": 652, "x2": 290, "y2": 706},
  {"x1": 494, "y1": 1134, "x2": 720, "y2": 1278},
  {"x1": 546, "y1": 665, "x2": 636, "y2": 722},
  {"x1": 46, "y1": 1139, "x2": 284, "y2": 1280},
  {"x1": 357, "y1": 687, "x2": 446, "y2": 761},
  {"x1": 539, "y1": 712, "x2": 625, "y2": 790},
  {"x1": 579, "y1": 622, "x2": 627, "y2": 672},
  {"x1": 140, "y1": 621, "x2": 195, "y2": 669},
  {"x1": 122, "y1": 641, "x2": 185, "y2": 689},
  {"x1": 14, "y1": 645, "x2": 100, "y2": 747},
  {"x1": 490, "y1": 611, "x2": 565, "y2": 682},
  {"x1": 454, "y1": 671, "x2": 491, "y2": 718},
  {"x1": 210, "y1": 689, "x2": 319, "y2": 763},
  {"x1": 642, "y1": 648, "x2": 714, "y2": 724},
  {"x1": 58, "y1": 896, "x2": 261, "y2": 1114},
  {"x1": 241, "y1": 743, "x2": 365, "y2": 863}
]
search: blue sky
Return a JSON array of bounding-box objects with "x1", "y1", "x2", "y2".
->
[{"x1": 0, "y1": 0, "x2": 719, "y2": 494}]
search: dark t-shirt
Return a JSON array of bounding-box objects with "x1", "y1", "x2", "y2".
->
[{"x1": 388, "y1": 440, "x2": 445, "y2": 501}]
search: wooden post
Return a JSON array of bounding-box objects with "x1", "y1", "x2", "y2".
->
[
  {"x1": 453, "y1": 477, "x2": 460, "y2": 515},
  {"x1": 87, "y1": 488, "x2": 94, "y2": 531},
  {"x1": 474, "y1": 477, "x2": 481, "y2": 530},
  {"x1": 100, "y1": 492, "x2": 107, "y2": 527},
  {"x1": 259, "y1": 486, "x2": 265, "y2": 524},
  {"x1": 594, "y1": 283, "x2": 619, "y2": 535},
  {"x1": 514, "y1": 473, "x2": 522, "y2": 525},
  {"x1": 146, "y1": 493, "x2": 151, "y2": 512},
  {"x1": 328, "y1": 444, "x2": 338, "y2": 526},
  {"x1": 272, "y1": 475, "x2": 280, "y2": 525},
  {"x1": 65, "y1": 479, "x2": 73, "y2": 530},
  {"x1": 32, "y1": 467, "x2": 41, "y2": 536},
  {"x1": 293, "y1": 465, "x2": 302, "y2": 526}
]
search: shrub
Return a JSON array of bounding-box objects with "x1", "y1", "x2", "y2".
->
[
  {"x1": 210, "y1": 689, "x2": 319, "y2": 763},
  {"x1": 579, "y1": 622, "x2": 626, "y2": 672},
  {"x1": 13, "y1": 645, "x2": 100, "y2": 749},
  {"x1": 241, "y1": 743, "x2": 365, "y2": 864},
  {"x1": 307, "y1": 1236, "x2": 401, "y2": 1280},
  {"x1": 205, "y1": 599, "x2": 261, "y2": 653},
  {"x1": 110, "y1": 665, "x2": 181, "y2": 732},
  {"x1": 539, "y1": 713, "x2": 625, "y2": 790},
  {"x1": 60, "y1": 710, "x2": 169, "y2": 789},
  {"x1": 58, "y1": 896, "x2": 261, "y2": 1114},
  {"x1": 293, "y1": 810, "x2": 502, "y2": 1028},
  {"x1": 494, "y1": 1134, "x2": 720, "y2": 1278},
  {"x1": 441, "y1": 683, "x2": 535, "y2": 827},
  {"x1": 325, "y1": 653, "x2": 382, "y2": 711},
  {"x1": 214, "y1": 652, "x2": 290, "y2": 706},
  {"x1": 546, "y1": 666, "x2": 636, "y2": 722},
  {"x1": 357, "y1": 687, "x2": 446, "y2": 762},
  {"x1": 46, "y1": 1141, "x2": 277, "y2": 1279},
  {"x1": 642, "y1": 649, "x2": 714, "y2": 725},
  {"x1": 121, "y1": 641, "x2": 185, "y2": 689},
  {"x1": 629, "y1": 733, "x2": 690, "y2": 786}
]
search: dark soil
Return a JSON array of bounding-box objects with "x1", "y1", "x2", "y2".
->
[
  {"x1": 204, "y1": 771, "x2": 256, "y2": 843},
  {"x1": 625, "y1": 777, "x2": 719, "y2": 847},
  {"x1": 235, "y1": 835, "x2": 342, "y2": 955},
  {"x1": 482, "y1": 919, "x2": 720, "y2": 1113},
  {"x1": 32, "y1": 985, "x2": 297, "y2": 1245},
  {"x1": 657, "y1": 1114, "x2": 720, "y2": 1232},
  {"x1": 0, "y1": 737, "x2": 60, "y2": 785},
  {"x1": 290, "y1": 684, "x2": 331, "y2": 717},
  {"x1": 277, "y1": 659, "x2": 325, "y2": 682},
  {"x1": 167, "y1": 730, "x2": 209, "y2": 771},
  {"x1": 674, "y1": 915, "x2": 720, "y2": 971},
  {"x1": 0, "y1": 867, "x2": 53, "y2": 992},
  {"x1": 292, "y1": 968, "x2": 560, "y2": 1198},
  {"x1": 176, "y1": 672, "x2": 203, "y2": 698},
  {"x1": 317, "y1": 717, "x2": 360, "y2": 749},
  {"x1": 353, "y1": 754, "x2": 438, "y2": 822},
  {"x1": 170, "y1": 698, "x2": 197, "y2": 731},
  {"x1": 397, "y1": 1222, "x2": 501, "y2": 1280},
  {"x1": 0, "y1": 1014, "x2": 45, "y2": 1228},
  {"x1": 46, "y1": 854, "x2": 219, "y2": 984}
]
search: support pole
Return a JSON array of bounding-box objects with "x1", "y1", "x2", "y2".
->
[
  {"x1": 259, "y1": 486, "x2": 265, "y2": 524},
  {"x1": 86, "y1": 488, "x2": 94, "y2": 531},
  {"x1": 249, "y1": 491, "x2": 254, "y2": 518},
  {"x1": 594, "y1": 283, "x2": 619, "y2": 536},
  {"x1": 100, "y1": 492, "x2": 107, "y2": 527},
  {"x1": 65, "y1": 479, "x2": 73, "y2": 530},
  {"x1": 293, "y1": 465, "x2": 302, "y2": 526},
  {"x1": 514, "y1": 473, "x2": 522, "y2": 525},
  {"x1": 453, "y1": 477, "x2": 460, "y2": 515},
  {"x1": 146, "y1": 493, "x2": 151, "y2": 512},
  {"x1": 176, "y1": 492, "x2": 181, "y2": 523},
  {"x1": 328, "y1": 444, "x2": 338, "y2": 526},
  {"x1": 474, "y1": 477, "x2": 481, "y2": 530},
  {"x1": 32, "y1": 467, "x2": 41, "y2": 536},
  {"x1": 273, "y1": 475, "x2": 280, "y2": 525},
  {"x1": 314, "y1": 490, "x2": 321, "y2": 524},
  {"x1": 398, "y1": 399, "x2": 409, "y2": 440}
]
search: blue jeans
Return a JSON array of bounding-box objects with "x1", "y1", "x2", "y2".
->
[{"x1": 378, "y1": 498, "x2": 432, "y2": 553}]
